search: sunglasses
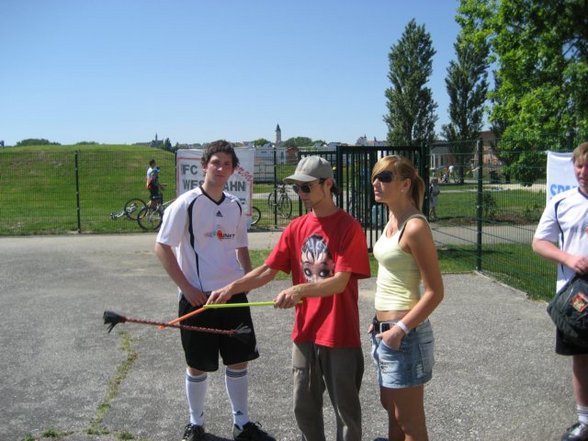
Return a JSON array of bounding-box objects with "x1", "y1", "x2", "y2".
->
[
  {"x1": 292, "y1": 179, "x2": 325, "y2": 194},
  {"x1": 372, "y1": 171, "x2": 395, "y2": 183}
]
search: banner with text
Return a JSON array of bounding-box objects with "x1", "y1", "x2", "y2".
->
[
  {"x1": 176, "y1": 148, "x2": 255, "y2": 221},
  {"x1": 546, "y1": 151, "x2": 575, "y2": 203}
]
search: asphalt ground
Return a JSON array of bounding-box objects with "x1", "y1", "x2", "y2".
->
[{"x1": 0, "y1": 232, "x2": 577, "y2": 441}]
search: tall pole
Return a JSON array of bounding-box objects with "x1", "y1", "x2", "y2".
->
[{"x1": 475, "y1": 139, "x2": 483, "y2": 271}]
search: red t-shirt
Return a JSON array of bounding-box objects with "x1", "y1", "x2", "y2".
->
[{"x1": 265, "y1": 209, "x2": 371, "y2": 348}]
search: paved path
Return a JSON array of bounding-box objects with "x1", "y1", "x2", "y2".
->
[
  {"x1": 429, "y1": 223, "x2": 537, "y2": 246},
  {"x1": 0, "y1": 233, "x2": 576, "y2": 441}
]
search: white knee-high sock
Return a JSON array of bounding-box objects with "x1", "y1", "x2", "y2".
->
[
  {"x1": 225, "y1": 367, "x2": 249, "y2": 428},
  {"x1": 186, "y1": 369, "x2": 207, "y2": 426}
]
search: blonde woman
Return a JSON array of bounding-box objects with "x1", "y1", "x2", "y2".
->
[{"x1": 369, "y1": 155, "x2": 444, "y2": 441}]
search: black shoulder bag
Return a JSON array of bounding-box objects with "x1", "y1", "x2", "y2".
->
[{"x1": 547, "y1": 273, "x2": 588, "y2": 348}]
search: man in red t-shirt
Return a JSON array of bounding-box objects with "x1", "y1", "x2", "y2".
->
[{"x1": 209, "y1": 156, "x2": 371, "y2": 441}]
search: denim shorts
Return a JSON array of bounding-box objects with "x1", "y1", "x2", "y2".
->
[{"x1": 370, "y1": 319, "x2": 435, "y2": 389}]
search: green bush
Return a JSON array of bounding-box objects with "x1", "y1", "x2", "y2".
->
[{"x1": 482, "y1": 192, "x2": 497, "y2": 220}]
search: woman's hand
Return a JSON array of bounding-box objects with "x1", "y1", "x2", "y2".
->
[{"x1": 377, "y1": 326, "x2": 405, "y2": 350}]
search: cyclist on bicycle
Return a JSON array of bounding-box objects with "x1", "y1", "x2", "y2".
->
[
  {"x1": 147, "y1": 166, "x2": 165, "y2": 208},
  {"x1": 146, "y1": 159, "x2": 157, "y2": 185}
]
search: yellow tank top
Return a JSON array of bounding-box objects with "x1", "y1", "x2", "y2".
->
[{"x1": 373, "y1": 214, "x2": 427, "y2": 311}]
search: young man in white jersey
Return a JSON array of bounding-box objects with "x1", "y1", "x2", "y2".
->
[
  {"x1": 533, "y1": 142, "x2": 588, "y2": 441},
  {"x1": 154, "y1": 140, "x2": 274, "y2": 441}
]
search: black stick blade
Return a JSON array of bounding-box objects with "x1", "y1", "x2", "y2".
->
[{"x1": 103, "y1": 310, "x2": 127, "y2": 333}]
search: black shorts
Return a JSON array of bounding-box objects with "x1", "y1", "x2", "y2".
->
[
  {"x1": 179, "y1": 293, "x2": 259, "y2": 371},
  {"x1": 555, "y1": 328, "x2": 588, "y2": 356}
]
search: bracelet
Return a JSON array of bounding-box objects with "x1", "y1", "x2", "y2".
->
[{"x1": 395, "y1": 320, "x2": 410, "y2": 335}]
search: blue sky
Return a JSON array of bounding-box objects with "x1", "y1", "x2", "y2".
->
[{"x1": 0, "y1": 0, "x2": 461, "y2": 147}]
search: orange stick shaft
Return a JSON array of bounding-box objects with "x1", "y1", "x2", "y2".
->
[{"x1": 158, "y1": 306, "x2": 206, "y2": 330}]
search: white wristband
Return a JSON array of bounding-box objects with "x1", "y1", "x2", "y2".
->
[{"x1": 395, "y1": 320, "x2": 410, "y2": 335}]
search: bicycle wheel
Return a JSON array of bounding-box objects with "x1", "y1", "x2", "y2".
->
[
  {"x1": 251, "y1": 206, "x2": 261, "y2": 226},
  {"x1": 277, "y1": 194, "x2": 292, "y2": 218},
  {"x1": 267, "y1": 191, "x2": 277, "y2": 208},
  {"x1": 124, "y1": 198, "x2": 147, "y2": 221},
  {"x1": 137, "y1": 206, "x2": 163, "y2": 231}
]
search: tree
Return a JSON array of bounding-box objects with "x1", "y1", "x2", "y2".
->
[
  {"x1": 496, "y1": 2, "x2": 586, "y2": 130},
  {"x1": 283, "y1": 137, "x2": 314, "y2": 149},
  {"x1": 16, "y1": 138, "x2": 60, "y2": 146},
  {"x1": 461, "y1": 0, "x2": 588, "y2": 184},
  {"x1": 496, "y1": 0, "x2": 587, "y2": 183},
  {"x1": 384, "y1": 19, "x2": 438, "y2": 146},
  {"x1": 253, "y1": 138, "x2": 270, "y2": 147},
  {"x1": 442, "y1": 12, "x2": 490, "y2": 183}
]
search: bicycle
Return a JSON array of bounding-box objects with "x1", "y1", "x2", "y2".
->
[
  {"x1": 267, "y1": 183, "x2": 292, "y2": 219},
  {"x1": 250, "y1": 206, "x2": 261, "y2": 226},
  {"x1": 110, "y1": 197, "x2": 147, "y2": 221},
  {"x1": 137, "y1": 197, "x2": 175, "y2": 231}
]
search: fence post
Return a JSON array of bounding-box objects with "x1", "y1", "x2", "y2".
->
[
  {"x1": 475, "y1": 139, "x2": 483, "y2": 271},
  {"x1": 335, "y1": 145, "x2": 343, "y2": 207},
  {"x1": 74, "y1": 151, "x2": 82, "y2": 233},
  {"x1": 272, "y1": 146, "x2": 278, "y2": 225},
  {"x1": 422, "y1": 143, "x2": 430, "y2": 218}
]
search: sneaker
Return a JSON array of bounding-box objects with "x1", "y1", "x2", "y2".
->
[
  {"x1": 233, "y1": 421, "x2": 275, "y2": 441},
  {"x1": 182, "y1": 423, "x2": 205, "y2": 441},
  {"x1": 562, "y1": 422, "x2": 588, "y2": 441}
]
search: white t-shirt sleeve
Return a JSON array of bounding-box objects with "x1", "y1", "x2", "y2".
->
[
  {"x1": 235, "y1": 206, "x2": 249, "y2": 249},
  {"x1": 534, "y1": 197, "x2": 559, "y2": 243},
  {"x1": 156, "y1": 196, "x2": 188, "y2": 247}
]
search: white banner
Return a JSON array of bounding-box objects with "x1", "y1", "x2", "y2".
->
[
  {"x1": 546, "y1": 151, "x2": 576, "y2": 203},
  {"x1": 175, "y1": 148, "x2": 255, "y2": 222}
]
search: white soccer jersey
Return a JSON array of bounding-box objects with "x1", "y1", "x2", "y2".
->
[
  {"x1": 156, "y1": 186, "x2": 248, "y2": 293},
  {"x1": 534, "y1": 188, "x2": 588, "y2": 291}
]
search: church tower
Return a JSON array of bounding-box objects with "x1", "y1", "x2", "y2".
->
[{"x1": 275, "y1": 124, "x2": 282, "y2": 147}]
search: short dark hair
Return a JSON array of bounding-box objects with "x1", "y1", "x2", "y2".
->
[
  {"x1": 149, "y1": 159, "x2": 156, "y2": 166},
  {"x1": 201, "y1": 140, "x2": 240, "y2": 168}
]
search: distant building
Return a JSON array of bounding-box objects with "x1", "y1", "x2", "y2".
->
[
  {"x1": 176, "y1": 143, "x2": 203, "y2": 150},
  {"x1": 429, "y1": 130, "x2": 500, "y2": 175},
  {"x1": 252, "y1": 124, "x2": 289, "y2": 182},
  {"x1": 355, "y1": 135, "x2": 386, "y2": 147},
  {"x1": 275, "y1": 124, "x2": 282, "y2": 147}
]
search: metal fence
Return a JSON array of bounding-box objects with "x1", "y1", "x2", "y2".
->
[
  {"x1": 1, "y1": 149, "x2": 177, "y2": 234},
  {"x1": 295, "y1": 142, "x2": 566, "y2": 300},
  {"x1": 297, "y1": 145, "x2": 427, "y2": 250},
  {"x1": 426, "y1": 140, "x2": 562, "y2": 300},
  {"x1": 0, "y1": 144, "x2": 569, "y2": 300}
]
